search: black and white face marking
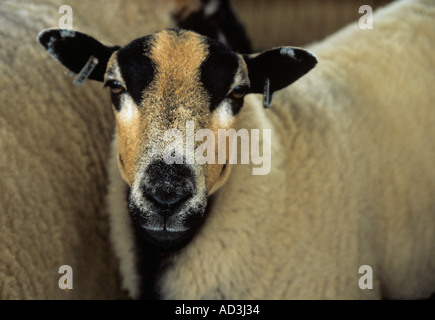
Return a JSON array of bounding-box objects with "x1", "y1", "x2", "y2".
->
[
  {"x1": 104, "y1": 35, "x2": 156, "y2": 111},
  {"x1": 201, "y1": 37, "x2": 250, "y2": 117}
]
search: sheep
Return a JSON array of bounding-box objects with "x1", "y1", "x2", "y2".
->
[
  {"x1": 37, "y1": 25, "x2": 316, "y2": 299},
  {"x1": 1, "y1": 0, "x2": 246, "y2": 300},
  {"x1": 38, "y1": 0, "x2": 435, "y2": 300},
  {"x1": 1, "y1": 0, "x2": 255, "y2": 300}
]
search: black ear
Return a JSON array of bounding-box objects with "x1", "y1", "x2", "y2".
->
[
  {"x1": 244, "y1": 47, "x2": 317, "y2": 95},
  {"x1": 37, "y1": 29, "x2": 120, "y2": 82}
]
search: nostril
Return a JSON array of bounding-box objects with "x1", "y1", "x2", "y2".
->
[
  {"x1": 145, "y1": 188, "x2": 192, "y2": 209},
  {"x1": 155, "y1": 193, "x2": 190, "y2": 207}
]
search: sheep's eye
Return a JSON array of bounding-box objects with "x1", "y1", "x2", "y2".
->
[
  {"x1": 230, "y1": 85, "x2": 247, "y2": 100},
  {"x1": 105, "y1": 80, "x2": 125, "y2": 95}
]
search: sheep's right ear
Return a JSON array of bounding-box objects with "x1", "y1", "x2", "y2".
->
[{"x1": 37, "y1": 29, "x2": 120, "y2": 82}]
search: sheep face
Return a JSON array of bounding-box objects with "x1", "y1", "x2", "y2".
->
[
  {"x1": 38, "y1": 28, "x2": 317, "y2": 251},
  {"x1": 105, "y1": 29, "x2": 246, "y2": 250}
]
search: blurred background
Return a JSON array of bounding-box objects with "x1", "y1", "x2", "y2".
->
[{"x1": 232, "y1": 0, "x2": 392, "y2": 48}]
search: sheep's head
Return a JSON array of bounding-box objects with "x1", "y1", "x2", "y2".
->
[{"x1": 38, "y1": 28, "x2": 316, "y2": 251}]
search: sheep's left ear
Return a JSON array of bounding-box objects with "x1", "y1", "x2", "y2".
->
[
  {"x1": 243, "y1": 47, "x2": 317, "y2": 107},
  {"x1": 37, "y1": 29, "x2": 120, "y2": 82}
]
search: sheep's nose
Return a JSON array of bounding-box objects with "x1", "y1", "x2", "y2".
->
[{"x1": 142, "y1": 159, "x2": 195, "y2": 216}]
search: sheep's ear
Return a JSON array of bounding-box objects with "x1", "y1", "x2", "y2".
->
[
  {"x1": 37, "y1": 29, "x2": 120, "y2": 82},
  {"x1": 243, "y1": 47, "x2": 317, "y2": 106}
]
